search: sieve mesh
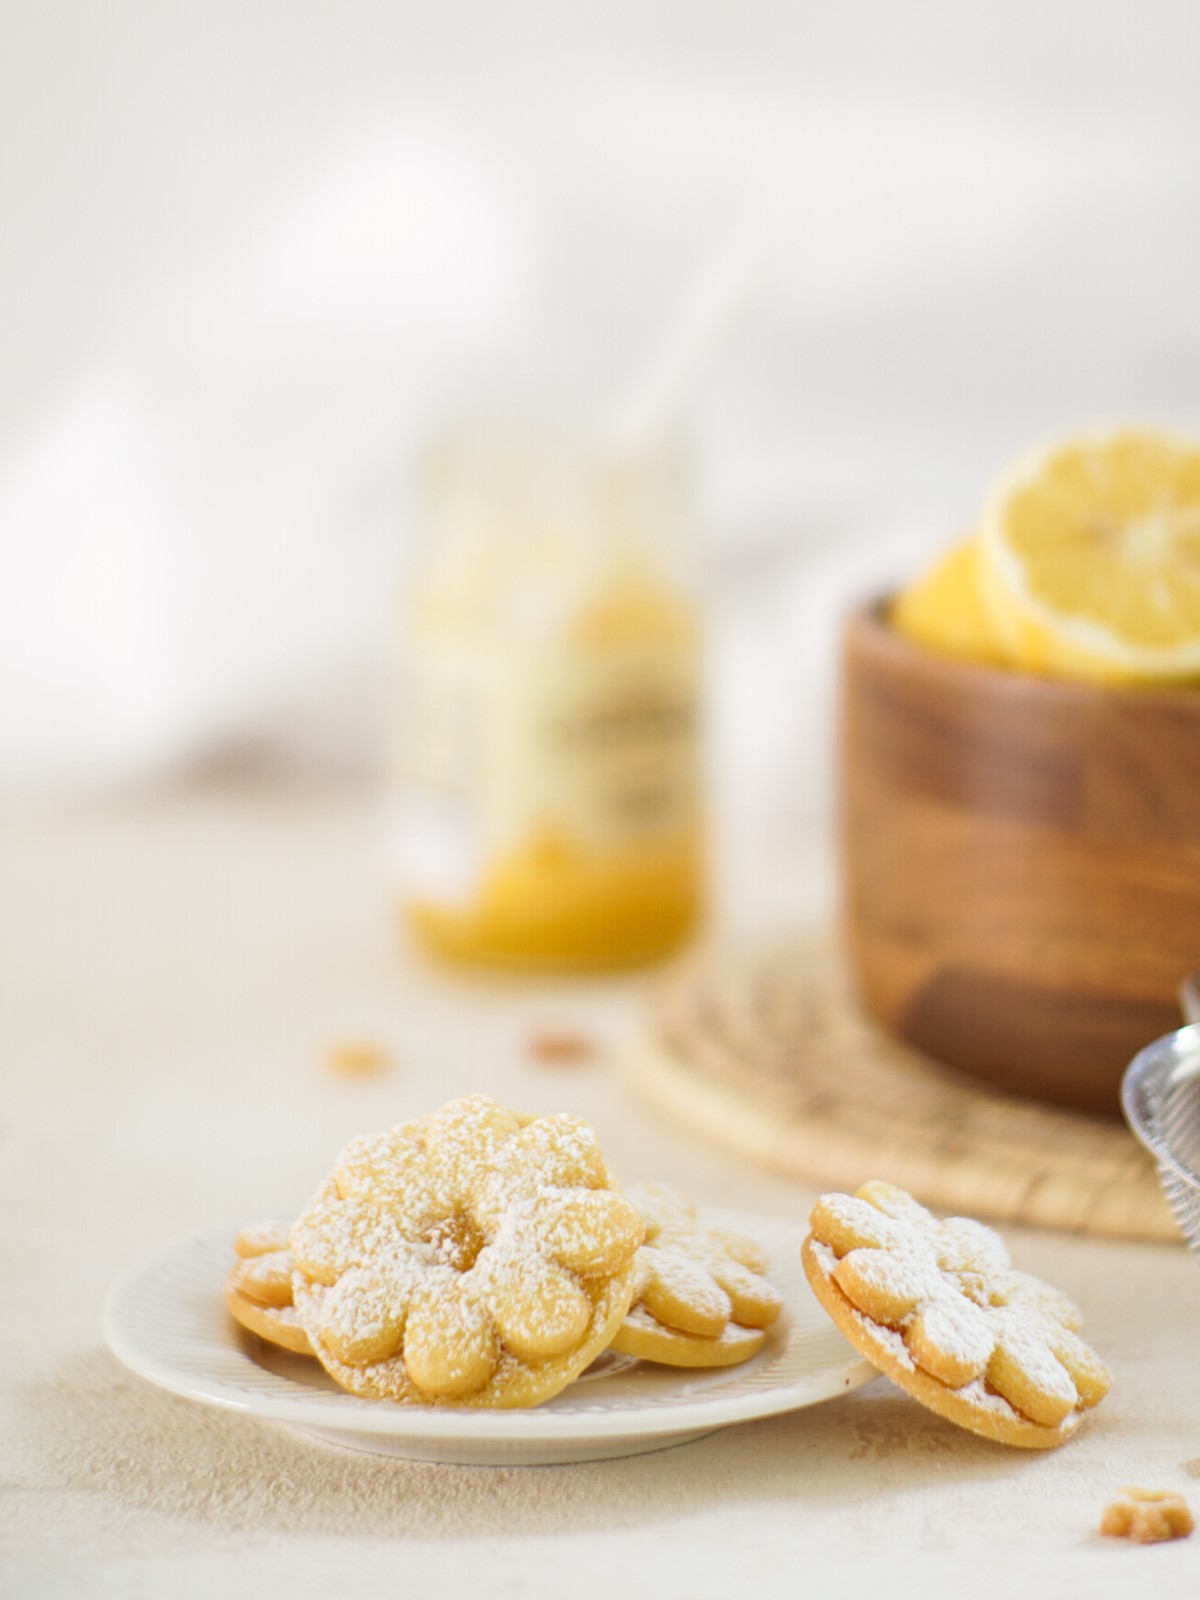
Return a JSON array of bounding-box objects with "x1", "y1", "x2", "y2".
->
[{"x1": 1122, "y1": 1026, "x2": 1200, "y2": 1254}]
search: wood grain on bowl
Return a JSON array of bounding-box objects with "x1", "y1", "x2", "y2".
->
[{"x1": 841, "y1": 603, "x2": 1200, "y2": 1116}]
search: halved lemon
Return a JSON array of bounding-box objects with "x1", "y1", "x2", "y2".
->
[
  {"x1": 890, "y1": 537, "x2": 1009, "y2": 666},
  {"x1": 979, "y1": 429, "x2": 1200, "y2": 683}
]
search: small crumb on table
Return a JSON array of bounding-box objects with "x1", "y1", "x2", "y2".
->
[
  {"x1": 1101, "y1": 1487, "x2": 1194, "y2": 1544},
  {"x1": 527, "y1": 1029, "x2": 595, "y2": 1066},
  {"x1": 325, "y1": 1041, "x2": 390, "y2": 1078}
]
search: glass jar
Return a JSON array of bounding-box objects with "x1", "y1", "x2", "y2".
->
[{"x1": 390, "y1": 422, "x2": 704, "y2": 969}]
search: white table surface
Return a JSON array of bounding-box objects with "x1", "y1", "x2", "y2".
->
[{"x1": 4, "y1": 780, "x2": 1199, "y2": 1599}]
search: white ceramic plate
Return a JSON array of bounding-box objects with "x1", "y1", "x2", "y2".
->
[{"x1": 103, "y1": 1211, "x2": 876, "y2": 1464}]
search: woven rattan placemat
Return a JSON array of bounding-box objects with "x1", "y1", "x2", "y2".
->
[{"x1": 630, "y1": 932, "x2": 1176, "y2": 1241}]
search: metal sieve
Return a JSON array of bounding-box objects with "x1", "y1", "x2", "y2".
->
[{"x1": 1122, "y1": 1020, "x2": 1200, "y2": 1255}]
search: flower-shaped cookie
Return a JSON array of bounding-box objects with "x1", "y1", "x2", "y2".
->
[
  {"x1": 225, "y1": 1220, "x2": 313, "y2": 1355},
  {"x1": 610, "y1": 1182, "x2": 783, "y2": 1367},
  {"x1": 290, "y1": 1095, "x2": 644, "y2": 1407},
  {"x1": 802, "y1": 1180, "x2": 1110, "y2": 1448}
]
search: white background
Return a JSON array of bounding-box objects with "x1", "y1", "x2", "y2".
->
[{"x1": 3, "y1": 0, "x2": 1200, "y2": 816}]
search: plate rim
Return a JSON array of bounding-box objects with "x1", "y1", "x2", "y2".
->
[{"x1": 102, "y1": 1210, "x2": 877, "y2": 1445}]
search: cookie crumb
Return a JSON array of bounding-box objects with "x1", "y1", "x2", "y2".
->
[
  {"x1": 1101, "y1": 1487, "x2": 1194, "y2": 1544},
  {"x1": 326, "y1": 1041, "x2": 390, "y2": 1077},
  {"x1": 528, "y1": 1029, "x2": 594, "y2": 1065}
]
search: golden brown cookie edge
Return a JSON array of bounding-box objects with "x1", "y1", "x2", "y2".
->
[
  {"x1": 294, "y1": 1256, "x2": 639, "y2": 1409},
  {"x1": 225, "y1": 1277, "x2": 315, "y2": 1356},
  {"x1": 610, "y1": 1310, "x2": 767, "y2": 1368},
  {"x1": 800, "y1": 1235, "x2": 1081, "y2": 1451}
]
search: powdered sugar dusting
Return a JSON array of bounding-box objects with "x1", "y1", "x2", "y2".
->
[
  {"x1": 622, "y1": 1181, "x2": 782, "y2": 1341},
  {"x1": 808, "y1": 1181, "x2": 1111, "y2": 1429},
  {"x1": 622, "y1": 1304, "x2": 763, "y2": 1350},
  {"x1": 289, "y1": 1096, "x2": 643, "y2": 1404}
]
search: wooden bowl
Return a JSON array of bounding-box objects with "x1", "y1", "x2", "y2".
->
[{"x1": 840, "y1": 602, "x2": 1200, "y2": 1116}]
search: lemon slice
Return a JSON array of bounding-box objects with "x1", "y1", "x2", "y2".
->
[
  {"x1": 890, "y1": 538, "x2": 1010, "y2": 666},
  {"x1": 979, "y1": 430, "x2": 1200, "y2": 683}
]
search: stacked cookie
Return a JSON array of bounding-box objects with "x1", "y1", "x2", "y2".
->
[
  {"x1": 227, "y1": 1099, "x2": 1113, "y2": 1445},
  {"x1": 226, "y1": 1095, "x2": 783, "y2": 1409},
  {"x1": 801, "y1": 1180, "x2": 1111, "y2": 1449}
]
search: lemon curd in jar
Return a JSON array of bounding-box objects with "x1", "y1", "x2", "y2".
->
[{"x1": 391, "y1": 427, "x2": 703, "y2": 969}]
